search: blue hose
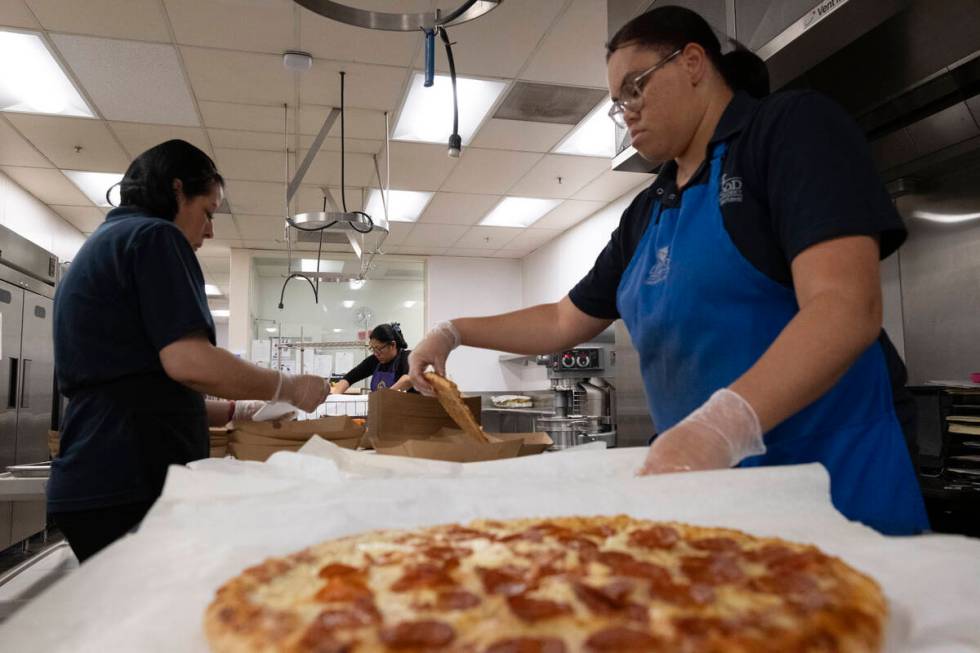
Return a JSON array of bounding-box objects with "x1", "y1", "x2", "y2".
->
[{"x1": 423, "y1": 29, "x2": 435, "y2": 87}]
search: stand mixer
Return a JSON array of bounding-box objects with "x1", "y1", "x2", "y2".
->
[{"x1": 535, "y1": 347, "x2": 617, "y2": 450}]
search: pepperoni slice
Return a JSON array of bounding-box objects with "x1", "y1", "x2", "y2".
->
[
  {"x1": 484, "y1": 637, "x2": 568, "y2": 653},
  {"x1": 436, "y1": 589, "x2": 482, "y2": 611},
  {"x1": 317, "y1": 563, "x2": 362, "y2": 580},
  {"x1": 390, "y1": 563, "x2": 456, "y2": 592},
  {"x1": 584, "y1": 626, "x2": 663, "y2": 652},
  {"x1": 443, "y1": 525, "x2": 486, "y2": 540},
  {"x1": 690, "y1": 537, "x2": 740, "y2": 553},
  {"x1": 647, "y1": 578, "x2": 715, "y2": 606},
  {"x1": 573, "y1": 580, "x2": 633, "y2": 614},
  {"x1": 672, "y1": 615, "x2": 735, "y2": 638},
  {"x1": 477, "y1": 565, "x2": 531, "y2": 596},
  {"x1": 746, "y1": 545, "x2": 826, "y2": 573},
  {"x1": 423, "y1": 545, "x2": 472, "y2": 569},
  {"x1": 314, "y1": 577, "x2": 373, "y2": 603},
  {"x1": 680, "y1": 554, "x2": 745, "y2": 585},
  {"x1": 379, "y1": 620, "x2": 455, "y2": 649},
  {"x1": 627, "y1": 526, "x2": 679, "y2": 550},
  {"x1": 749, "y1": 574, "x2": 827, "y2": 609},
  {"x1": 596, "y1": 551, "x2": 672, "y2": 583},
  {"x1": 506, "y1": 594, "x2": 573, "y2": 622}
]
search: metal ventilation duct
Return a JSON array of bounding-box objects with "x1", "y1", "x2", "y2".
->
[{"x1": 493, "y1": 82, "x2": 608, "y2": 125}]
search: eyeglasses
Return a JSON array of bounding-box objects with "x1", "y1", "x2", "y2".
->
[
  {"x1": 607, "y1": 49, "x2": 682, "y2": 128},
  {"x1": 369, "y1": 342, "x2": 393, "y2": 354}
]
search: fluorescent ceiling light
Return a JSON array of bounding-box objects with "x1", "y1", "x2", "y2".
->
[
  {"x1": 554, "y1": 99, "x2": 616, "y2": 157},
  {"x1": 480, "y1": 197, "x2": 562, "y2": 228},
  {"x1": 300, "y1": 258, "x2": 344, "y2": 273},
  {"x1": 204, "y1": 284, "x2": 221, "y2": 296},
  {"x1": 265, "y1": 327, "x2": 278, "y2": 333},
  {"x1": 332, "y1": 328, "x2": 343, "y2": 333},
  {"x1": 365, "y1": 189, "x2": 433, "y2": 223},
  {"x1": 402, "y1": 300, "x2": 417, "y2": 308},
  {"x1": 0, "y1": 30, "x2": 94, "y2": 117},
  {"x1": 393, "y1": 72, "x2": 507, "y2": 146},
  {"x1": 342, "y1": 300, "x2": 355, "y2": 308},
  {"x1": 349, "y1": 279, "x2": 366, "y2": 290},
  {"x1": 64, "y1": 171, "x2": 122, "y2": 208},
  {"x1": 211, "y1": 309, "x2": 230, "y2": 318},
  {"x1": 912, "y1": 210, "x2": 980, "y2": 224}
]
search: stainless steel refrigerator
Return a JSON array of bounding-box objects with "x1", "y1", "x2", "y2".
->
[{"x1": 0, "y1": 223, "x2": 57, "y2": 550}]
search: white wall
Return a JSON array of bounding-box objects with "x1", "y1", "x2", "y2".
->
[
  {"x1": 426, "y1": 256, "x2": 527, "y2": 392},
  {"x1": 880, "y1": 252, "x2": 905, "y2": 361},
  {"x1": 0, "y1": 171, "x2": 85, "y2": 261}
]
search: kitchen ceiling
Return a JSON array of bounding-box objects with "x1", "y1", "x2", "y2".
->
[{"x1": 0, "y1": 0, "x2": 654, "y2": 295}]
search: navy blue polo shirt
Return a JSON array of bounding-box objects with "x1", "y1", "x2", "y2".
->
[
  {"x1": 48, "y1": 208, "x2": 215, "y2": 512},
  {"x1": 570, "y1": 90, "x2": 912, "y2": 419}
]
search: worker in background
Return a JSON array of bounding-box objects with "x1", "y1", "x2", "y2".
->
[
  {"x1": 409, "y1": 5, "x2": 928, "y2": 535},
  {"x1": 331, "y1": 323, "x2": 415, "y2": 393},
  {"x1": 49, "y1": 140, "x2": 329, "y2": 562}
]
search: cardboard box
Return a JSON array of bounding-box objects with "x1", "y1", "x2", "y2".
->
[
  {"x1": 231, "y1": 416, "x2": 365, "y2": 442},
  {"x1": 367, "y1": 389, "x2": 482, "y2": 445},
  {"x1": 376, "y1": 438, "x2": 523, "y2": 463}
]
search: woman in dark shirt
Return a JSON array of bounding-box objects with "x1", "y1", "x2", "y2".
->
[
  {"x1": 331, "y1": 323, "x2": 414, "y2": 393},
  {"x1": 50, "y1": 140, "x2": 328, "y2": 561}
]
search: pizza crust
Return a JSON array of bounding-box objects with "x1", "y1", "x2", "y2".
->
[
  {"x1": 205, "y1": 515, "x2": 886, "y2": 652},
  {"x1": 423, "y1": 372, "x2": 491, "y2": 443}
]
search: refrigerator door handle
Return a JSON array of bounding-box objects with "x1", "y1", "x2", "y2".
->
[
  {"x1": 19, "y1": 358, "x2": 31, "y2": 409},
  {"x1": 7, "y1": 356, "x2": 18, "y2": 409}
]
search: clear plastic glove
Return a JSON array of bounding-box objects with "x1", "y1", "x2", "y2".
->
[
  {"x1": 408, "y1": 321, "x2": 461, "y2": 396},
  {"x1": 637, "y1": 388, "x2": 765, "y2": 475},
  {"x1": 232, "y1": 400, "x2": 266, "y2": 421},
  {"x1": 273, "y1": 372, "x2": 329, "y2": 413}
]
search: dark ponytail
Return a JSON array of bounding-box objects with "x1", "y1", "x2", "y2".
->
[
  {"x1": 117, "y1": 139, "x2": 224, "y2": 221},
  {"x1": 607, "y1": 5, "x2": 769, "y2": 99},
  {"x1": 370, "y1": 323, "x2": 408, "y2": 350}
]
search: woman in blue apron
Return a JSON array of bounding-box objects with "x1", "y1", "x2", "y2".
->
[
  {"x1": 410, "y1": 6, "x2": 928, "y2": 535},
  {"x1": 332, "y1": 323, "x2": 416, "y2": 394}
]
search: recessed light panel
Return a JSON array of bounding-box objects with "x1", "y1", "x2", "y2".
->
[
  {"x1": 393, "y1": 72, "x2": 507, "y2": 146},
  {"x1": 63, "y1": 171, "x2": 123, "y2": 208},
  {"x1": 0, "y1": 30, "x2": 94, "y2": 118},
  {"x1": 554, "y1": 99, "x2": 616, "y2": 157},
  {"x1": 479, "y1": 197, "x2": 562, "y2": 228},
  {"x1": 365, "y1": 189, "x2": 433, "y2": 223}
]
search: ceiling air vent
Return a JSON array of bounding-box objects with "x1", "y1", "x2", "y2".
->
[{"x1": 493, "y1": 82, "x2": 607, "y2": 125}]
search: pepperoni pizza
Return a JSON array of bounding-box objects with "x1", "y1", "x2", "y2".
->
[{"x1": 205, "y1": 515, "x2": 885, "y2": 652}]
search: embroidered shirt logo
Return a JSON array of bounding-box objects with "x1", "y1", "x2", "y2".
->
[
  {"x1": 719, "y1": 174, "x2": 743, "y2": 205},
  {"x1": 645, "y1": 246, "x2": 670, "y2": 285}
]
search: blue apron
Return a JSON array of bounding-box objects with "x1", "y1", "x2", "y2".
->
[
  {"x1": 616, "y1": 142, "x2": 929, "y2": 535},
  {"x1": 370, "y1": 353, "x2": 400, "y2": 391}
]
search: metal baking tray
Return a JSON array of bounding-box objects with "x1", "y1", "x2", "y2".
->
[{"x1": 5, "y1": 462, "x2": 51, "y2": 478}]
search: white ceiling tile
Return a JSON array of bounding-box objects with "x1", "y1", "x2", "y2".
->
[
  {"x1": 225, "y1": 180, "x2": 284, "y2": 215},
  {"x1": 110, "y1": 123, "x2": 210, "y2": 159},
  {"x1": 492, "y1": 249, "x2": 525, "y2": 258},
  {"x1": 164, "y1": 0, "x2": 294, "y2": 54},
  {"x1": 1, "y1": 166, "x2": 92, "y2": 205},
  {"x1": 378, "y1": 142, "x2": 458, "y2": 192},
  {"x1": 199, "y1": 102, "x2": 286, "y2": 133},
  {"x1": 310, "y1": 107, "x2": 387, "y2": 140},
  {"x1": 300, "y1": 61, "x2": 409, "y2": 112},
  {"x1": 499, "y1": 227, "x2": 561, "y2": 252},
  {"x1": 382, "y1": 222, "x2": 414, "y2": 246},
  {"x1": 390, "y1": 245, "x2": 447, "y2": 256},
  {"x1": 208, "y1": 129, "x2": 285, "y2": 151},
  {"x1": 315, "y1": 137, "x2": 382, "y2": 156},
  {"x1": 198, "y1": 255, "x2": 230, "y2": 276},
  {"x1": 25, "y1": 0, "x2": 170, "y2": 41},
  {"x1": 215, "y1": 148, "x2": 285, "y2": 182},
  {"x1": 50, "y1": 204, "x2": 105, "y2": 233},
  {"x1": 520, "y1": 0, "x2": 609, "y2": 88},
  {"x1": 0, "y1": 118, "x2": 51, "y2": 168},
  {"x1": 573, "y1": 169, "x2": 653, "y2": 201},
  {"x1": 300, "y1": 149, "x2": 376, "y2": 188},
  {"x1": 419, "y1": 0, "x2": 566, "y2": 78},
  {"x1": 507, "y1": 154, "x2": 609, "y2": 199},
  {"x1": 198, "y1": 242, "x2": 232, "y2": 257},
  {"x1": 440, "y1": 148, "x2": 542, "y2": 194},
  {"x1": 0, "y1": 1, "x2": 39, "y2": 28},
  {"x1": 403, "y1": 224, "x2": 468, "y2": 247},
  {"x1": 470, "y1": 119, "x2": 572, "y2": 153},
  {"x1": 4, "y1": 114, "x2": 129, "y2": 171},
  {"x1": 453, "y1": 225, "x2": 523, "y2": 249},
  {"x1": 442, "y1": 248, "x2": 500, "y2": 258},
  {"x1": 235, "y1": 214, "x2": 283, "y2": 241},
  {"x1": 181, "y1": 47, "x2": 293, "y2": 105},
  {"x1": 212, "y1": 215, "x2": 241, "y2": 241},
  {"x1": 533, "y1": 198, "x2": 604, "y2": 230},
  {"x1": 52, "y1": 35, "x2": 199, "y2": 126},
  {"x1": 299, "y1": 6, "x2": 420, "y2": 67},
  {"x1": 291, "y1": 185, "x2": 365, "y2": 215},
  {"x1": 418, "y1": 192, "x2": 500, "y2": 226}
]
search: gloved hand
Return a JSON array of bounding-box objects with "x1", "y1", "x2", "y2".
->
[
  {"x1": 637, "y1": 388, "x2": 766, "y2": 475},
  {"x1": 408, "y1": 321, "x2": 461, "y2": 396},
  {"x1": 232, "y1": 400, "x2": 266, "y2": 421},
  {"x1": 273, "y1": 372, "x2": 329, "y2": 413}
]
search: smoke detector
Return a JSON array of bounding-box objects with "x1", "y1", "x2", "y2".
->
[{"x1": 283, "y1": 51, "x2": 313, "y2": 72}]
